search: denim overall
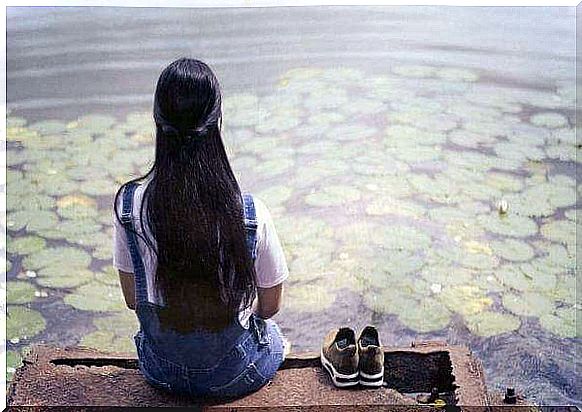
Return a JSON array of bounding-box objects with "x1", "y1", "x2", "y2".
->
[{"x1": 120, "y1": 183, "x2": 285, "y2": 398}]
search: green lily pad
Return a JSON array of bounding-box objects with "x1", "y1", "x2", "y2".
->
[
  {"x1": 256, "y1": 186, "x2": 293, "y2": 208},
  {"x1": 495, "y1": 263, "x2": 556, "y2": 293},
  {"x1": 530, "y1": 112, "x2": 568, "y2": 128},
  {"x1": 6, "y1": 350, "x2": 23, "y2": 381},
  {"x1": 7, "y1": 281, "x2": 38, "y2": 304},
  {"x1": 363, "y1": 288, "x2": 411, "y2": 315},
  {"x1": 365, "y1": 198, "x2": 426, "y2": 218},
  {"x1": 439, "y1": 285, "x2": 493, "y2": 317},
  {"x1": 81, "y1": 310, "x2": 138, "y2": 353},
  {"x1": 95, "y1": 266, "x2": 119, "y2": 286},
  {"x1": 539, "y1": 307, "x2": 577, "y2": 338},
  {"x1": 23, "y1": 246, "x2": 92, "y2": 271},
  {"x1": 7, "y1": 116, "x2": 27, "y2": 127},
  {"x1": 464, "y1": 311, "x2": 521, "y2": 337},
  {"x1": 7, "y1": 210, "x2": 59, "y2": 232},
  {"x1": 7, "y1": 192, "x2": 56, "y2": 213},
  {"x1": 329, "y1": 124, "x2": 377, "y2": 141},
  {"x1": 285, "y1": 284, "x2": 336, "y2": 313},
  {"x1": 397, "y1": 299, "x2": 452, "y2": 333},
  {"x1": 540, "y1": 220, "x2": 576, "y2": 248},
  {"x1": 7, "y1": 306, "x2": 46, "y2": 341},
  {"x1": 449, "y1": 130, "x2": 497, "y2": 149},
  {"x1": 305, "y1": 185, "x2": 361, "y2": 207},
  {"x1": 8, "y1": 236, "x2": 47, "y2": 256},
  {"x1": 74, "y1": 114, "x2": 116, "y2": 133},
  {"x1": 392, "y1": 65, "x2": 436, "y2": 78},
  {"x1": 28, "y1": 120, "x2": 68, "y2": 135},
  {"x1": 254, "y1": 158, "x2": 294, "y2": 178},
  {"x1": 64, "y1": 282, "x2": 126, "y2": 312},
  {"x1": 502, "y1": 292, "x2": 554, "y2": 317},
  {"x1": 477, "y1": 213, "x2": 538, "y2": 238},
  {"x1": 81, "y1": 179, "x2": 114, "y2": 197},
  {"x1": 490, "y1": 239, "x2": 535, "y2": 262},
  {"x1": 36, "y1": 267, "x2": 94, "y2": 288},
  {"x1": 437, "y1": 67, "x2": 479, "y2": 82}
]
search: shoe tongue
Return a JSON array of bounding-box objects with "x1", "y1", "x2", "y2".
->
[
  {"x1": 336, "y1": 338, "x2": 350, "y2": 349},
  {"x1": 361, "y1": 335, "x2": 379, "y2": 347}
]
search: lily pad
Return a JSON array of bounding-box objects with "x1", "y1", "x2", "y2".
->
[
  {"x1": 397, "y1": 299, "x2": 452, "y2": 333},
  {"x1": 285, "y1": 284, "x2": 336, "y2": 313},
  {"x1": 437, "y1": 67, "x2": 479, "y2": 82},
  {"x1": 539, "y1": 307, "x2": 577, "y2": 338},
  {"x1": 477, "y1": 213, "x2": 538, "y2": 238},
  {"x1": 28, "y1": 120, "x2": 68, "y2": 135},
  {"x1": 256, "y1": 186, "x2": 293, "y2": 208},
  {"x1": 6, "y1": 350, "x2": 23, "y2": 381},
  {"x1": 530, "y1": 112, "x2": 568, "y2": 128},
  {"x1": 8, "y1": 236, "x2": 47, "y2": 256},
  {"x1": 7, "y1": 281, "x2": 38, "y2": 304},
  {"x1": 490, "y1": 239, "x2": 535, "y2": 262},
  {"x1": 439, "y1": 285, "x2": 493, "y2": 317},
  {"x1": 540, "y1": 220, "x2": 576, "y2": 249},
  {"x1": 7, "y1": 210, "x2": 59, "y2": 232},
  {"x1": 7, "y1": 306, "x2": 46, "y2": 341},
  {"x1": 305, "y1": 185, "x2": 361, "y2": 207},
  {"x1": 392, "y1": 65, "x2": 436, "y2": 78},
  {"x1": 464, "y1": 311, "x2": 521, "y2": 337},
  {"x1": 23, "y1": 246, "x2": 92, "y2": 271},
  {"x1": 502, "y1": 292, "x2": 554, "y2": 317},
  {"x1": 64, "y1": 282, "x2": 126, "y2": 312},
  {"x1": 36, "y1": 267, "x2": 94, "y2": 288}
]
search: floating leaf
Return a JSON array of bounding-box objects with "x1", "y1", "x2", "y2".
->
[
  {"x1": 64, "y1": 282, "x2": 126, "y2": 312},
  {"x1": 36, "y1": 267, "x2": 94, "y2": 288},
  {"x1": 305, "y1": 185, "x2": 361, "y2": 207},
  {"x1": 7, "y1": 306, "x2": 46, "y2": 341},
  {"x1": 397, "y1": 299, "x2": 452, "y2": 333},
  {"x1": 539, "y1": 307, "x2": 577, "y2": 338},
  {"x1": 502, "y1": 292, "x2": 554, "y2": 317},
  {"x1": 540, "y1": 220, "x2": 576, "y2": 249},
  {"x1": 7, "y1": 281, "x2": 38, "y2": 304},
  {"x1": 28, "y1": 120, "x2": 68, "y2": 135},
  {"x1": 530, "y1": 112, "x2": 568, "y2": 129},
  {"x1": 7, "y1": 210, "x2": 59, "y2": 232},
  {"x1": 256, "y1": 186, "x2": 293, "y2": 208},
  {"x1": 6, "y1": 350, "x2": 22, "y2": 381},
  {"x1": 477, "y1": 213, "x2": 538, "y2": 238},
  {"x1": 285, "y1": 284, "x2": 335, "y2": 313},
  {"x1": 8, "y1": 236, "x2": 46, "y2": 256},
  {"x1": 465, "y1": 311, "x2": 521, "y2": 337},
  {"x1": 23, "y1": 246, "x2": 91, "y2": 271},
  {"x1": 490, "y1": 239, "x2": 535, "y2": 262},
  {"x1": 439, "y1": 285, "x2": 492, "y2": 317}
]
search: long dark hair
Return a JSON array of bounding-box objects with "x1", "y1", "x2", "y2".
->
[{"x1": 114, "y1": 58, "x2": 257, "y2": 332}]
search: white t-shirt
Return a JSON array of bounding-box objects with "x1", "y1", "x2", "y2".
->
[{"x1": 112, "y1": 182, "x2": 289, "y2": 329}]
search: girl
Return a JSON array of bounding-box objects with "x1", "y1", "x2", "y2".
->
[{"x1": 112, "y1": 58, "x2": 289, "y2": 399}]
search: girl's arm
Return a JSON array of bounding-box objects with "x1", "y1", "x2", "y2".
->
[
  {"x1": 118, "y1": 270, "x2": 136, "y2": 310},
  {"x1": 254, "y1": 282, "x2": 284, "y2": 319}
]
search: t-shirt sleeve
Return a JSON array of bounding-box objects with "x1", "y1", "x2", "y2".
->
[
  {"x1": 112, "y1": 207, "x2": 134, "y2": 274},
  {"x1": 253, "y1": 197, "x2": 289, "y2": 289}
]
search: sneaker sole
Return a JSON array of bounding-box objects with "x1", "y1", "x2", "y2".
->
[
  {"x1": 320, "y1": 348, "x2": 359, "y2": 388},
  {"x1": 359, "y1": 369, "x2": 384, "y2": 387}
]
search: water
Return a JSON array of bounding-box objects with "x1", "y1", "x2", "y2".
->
[{"x1": 5, "y1": 5, "x2": 580, "y2": 407}]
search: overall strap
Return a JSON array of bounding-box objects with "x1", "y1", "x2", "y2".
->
[
  {"x1": 242, "y1": 193, "x2": 258, "y2": 260},
  {"x1": 120, "y1": 182, "x2": 149, "y2": 305}
]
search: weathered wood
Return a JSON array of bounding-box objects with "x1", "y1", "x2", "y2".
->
[{"x1": 7, "y1": 341, "x2": 493, "y2": 411}]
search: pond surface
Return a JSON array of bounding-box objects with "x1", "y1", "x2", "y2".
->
[{"x1": 4, "y1": 5, "x2": 580, "y2": 407}]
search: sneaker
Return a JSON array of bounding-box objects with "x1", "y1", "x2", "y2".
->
[
  {"x1": 320, "y1": 327, "x2": 359, "y2": 388},
  {"x1": 357, "y1": 325, "x2": 384, "y2": 387}
]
